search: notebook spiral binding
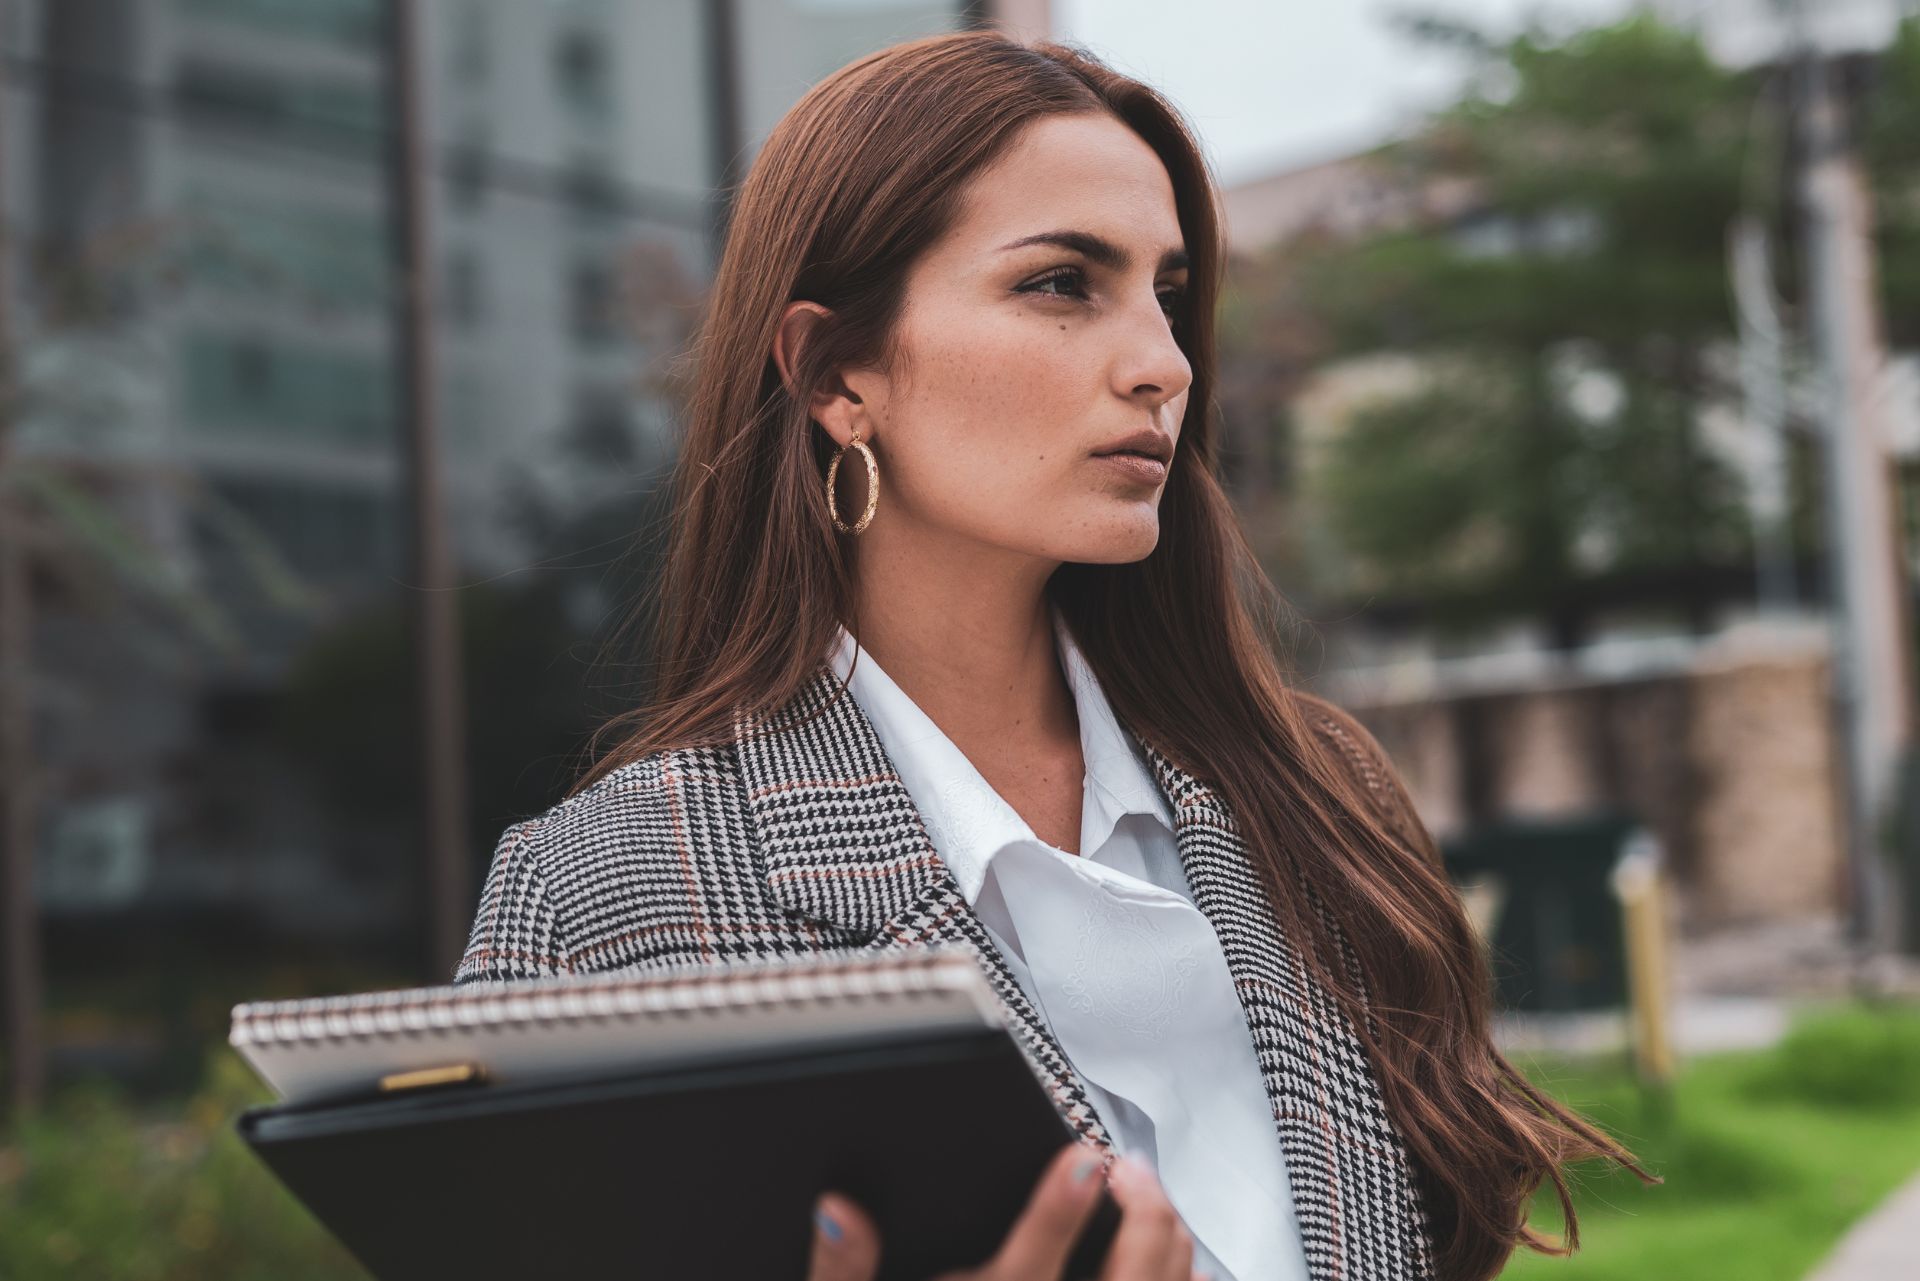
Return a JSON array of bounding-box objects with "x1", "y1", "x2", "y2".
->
[{"x1": 229, "y1": 944, "x2": 990, "y2": 1051}]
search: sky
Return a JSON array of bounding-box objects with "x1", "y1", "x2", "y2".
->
[{"x1": 1052, "y1": 0, "x2": 1640, "y2": 185}]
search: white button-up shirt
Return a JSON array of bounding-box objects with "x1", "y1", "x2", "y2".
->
[{"x1": 828, "y1": 606, "x2": 1309, "y2": 1281}]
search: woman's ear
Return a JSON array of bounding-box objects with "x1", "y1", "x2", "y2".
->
[{"x1": 774, "y1": 300, "x2": 869, "y2": 449}]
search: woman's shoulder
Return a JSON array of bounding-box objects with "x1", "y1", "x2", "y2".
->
[
  {"x1": 452, "y1": 742, "x2": 763, "y2": 985},
  {"x1": 1288, "y1": 688, "x2": 1441, "y2": 868},
  {"x1": 504, "y1": 744, "x2": 729, "y2": 846}
]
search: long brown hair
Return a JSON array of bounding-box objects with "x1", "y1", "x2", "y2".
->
[{"x1": 574, "y1": 28, "x2": 1652, "y2": 1281}]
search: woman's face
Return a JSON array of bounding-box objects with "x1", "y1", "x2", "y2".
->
[{"x1": 795, "y1": 111, "x2": 1193, "y2": 570}]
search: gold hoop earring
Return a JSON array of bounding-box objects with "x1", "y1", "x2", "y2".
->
[{"x1": 826, "y1": 428, "x2": 879, "y2": 535}]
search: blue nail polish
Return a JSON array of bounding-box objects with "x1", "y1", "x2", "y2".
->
[{"x1": 815, "y1": 1207, "x2": 844, "y2": 1242}]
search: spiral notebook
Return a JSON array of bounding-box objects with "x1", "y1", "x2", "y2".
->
[{"x1": 230, "y1": 946, "x2": 1120, "y2": 1281}]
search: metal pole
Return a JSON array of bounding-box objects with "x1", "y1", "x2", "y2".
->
[
  {"x1": 0, "y1": 0, "x2": 45, "y2": 1117},
  {"x1": 384, "y1": 0, "x2": 472, "y2": 978},
  {"x1": 1612, "y1": 830, "x2": 1675, "y2": 1093},
  {"x1": 1795, "y1": 41, "x2": 1912, "y2": 956},
  {"x1": 1728, "y1": 214, "x2": 1798, "y2": 611}
]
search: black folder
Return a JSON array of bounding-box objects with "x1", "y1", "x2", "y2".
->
[{"x1": 234, "y1": 961, "x2": 1120, "y2": 1280}]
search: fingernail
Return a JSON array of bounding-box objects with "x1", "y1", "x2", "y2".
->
[
  {"x1": 814, "y1": 1206, "x2": 843, "y2": 1242},
  {"x1": 1073, "y1": 1155, "x2": 1099, "y2": 1183}
]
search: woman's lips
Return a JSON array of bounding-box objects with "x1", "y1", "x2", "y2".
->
[{"x1": 1092, "y1": 452, "x2": 1168, "y2": 484}]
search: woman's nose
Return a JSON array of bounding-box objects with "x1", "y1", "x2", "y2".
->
[{"x1": 1120, "y1": 302, "x2": 1192, "y2": 408}]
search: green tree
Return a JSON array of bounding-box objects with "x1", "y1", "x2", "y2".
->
[{"x1": 1284, "y1": 14, "x2": 1789, "y2": 647}]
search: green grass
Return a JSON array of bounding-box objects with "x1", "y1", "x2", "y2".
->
[
  {"x1": 1499, "y1": 1001, "x2": 1920, "y2": 1280},
  {"x1": 0, "y1": 1046, "x2": 364, "y2": 1281}
]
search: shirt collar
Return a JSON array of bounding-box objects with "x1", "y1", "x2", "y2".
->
[{"x1": 826, "y1": 604, "x2": 1175, "y2": 905}]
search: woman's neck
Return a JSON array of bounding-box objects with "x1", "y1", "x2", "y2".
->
[{"x1": 846, "y1": 551, "x2": 1078, "y2": 761}]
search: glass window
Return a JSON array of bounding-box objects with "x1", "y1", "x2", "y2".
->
[
  {"x1": 175, "y1": 57, "x2": 384, "y2": 157},
  {"x1": 204, "y1": 475, "x2": 401, "y2": 580},
  {"x1": 554, "y1": 25, "x2": 614, "y2": 124},
  {"x1": 560, "y1": 153, "x2": 625, "y2": 227},
  {"x1": 733, "y1": 0, "x2": 969, "y2": 157},
  {"x1": 445, "y1": 125, "x2": 493, "y2": 212},
  {"x1": 176, "y1": 0, "x2": 383, "y2": 51},
  {"x1": 443, "y1": 248, "x2": 485, "y2": 328},
  {"x1": 448, "y1": 1, "x2": 492, "y2": 82},
  {"x1": 182, "y1": 330, "x2": 394, "y2": 445},
  {"x1": 568, "y1": 259, "x2": 620, "y2": 345},
  {"x1": 182, "y1": 189, "x2": 388, "y2": 310}
]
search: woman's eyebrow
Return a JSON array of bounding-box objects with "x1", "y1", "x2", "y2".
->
[{"x1": 996, "y1": 229, "x2": 1189, "y2": 273}]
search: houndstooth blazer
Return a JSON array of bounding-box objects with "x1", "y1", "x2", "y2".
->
[{"x1": 454, "y1": 665, "x2": 1442, "y2": 1281}]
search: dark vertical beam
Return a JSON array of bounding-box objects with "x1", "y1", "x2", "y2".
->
[
  {"x1": 0, "y1": 0, "x2": 45, "y2": 1119},
  {"x1": 1588, "y1": 682, "x2": 1623, "y2": 808},
  {"x1": 702, "y1": 0, "x2": 743, "y2": 262},
  {"x1": 384, "y1": 0, "x2": 472, "y2": 978},
  {"x1": 1452, "y1": 694, "x2": 1497, "y2": 830}
]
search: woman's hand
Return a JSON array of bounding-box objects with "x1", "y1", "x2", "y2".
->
[{"x1": 805, "y1": 1141, "x2": 1204, "y2": 1281}]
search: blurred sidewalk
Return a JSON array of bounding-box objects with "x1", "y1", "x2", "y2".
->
[
  {"x1": 1802, "y1": 1172, "x2": 1920, "y2": 1281},
  {"x1": 1495, "y1": 994, "x2": 1793, "y2": 1058},
  {"x1": 1493, "y1": 916, "x2": 1920, "y2": 1059}
]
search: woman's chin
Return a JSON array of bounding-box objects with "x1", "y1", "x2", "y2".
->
[{"x1": 1063, "y1": 517, "x2": 1162, "y2": 564}]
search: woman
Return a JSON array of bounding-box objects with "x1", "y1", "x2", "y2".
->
[{"x1": 454, "y1": 28, "x2": 1649, "y2": 1281}]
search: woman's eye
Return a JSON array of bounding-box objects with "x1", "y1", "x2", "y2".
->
[
  {"x1": 1022, "y1": 268, "x2": 1087, "y2": 300},
  {"x1": 1019, "y1": 268, "x2": 1185, "y2": 323}
]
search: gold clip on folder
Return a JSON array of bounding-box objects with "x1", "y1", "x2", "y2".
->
[{"x1": 378, "y1": 1062, "x2": 486, "y2": 1093}]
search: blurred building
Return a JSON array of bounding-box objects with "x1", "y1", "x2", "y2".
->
[{"x1": 6, "y1": 0, "x2": 1038, "y2": 951}]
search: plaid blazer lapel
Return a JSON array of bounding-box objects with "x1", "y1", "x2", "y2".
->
[
  {"x1": 1128, "y1": 730, "x2": 1437, "y2": 1281},
  {"x1": 733, "y1": 666, "x2": 1116, "y2": 1153}
]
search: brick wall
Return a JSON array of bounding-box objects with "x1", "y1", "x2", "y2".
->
[{"x1": 1334, "y1": 650, "x2": 1847, "y2": 929}]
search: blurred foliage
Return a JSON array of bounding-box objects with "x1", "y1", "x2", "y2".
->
[
  {"x1": 1500, "y1": 1000, "x2": 1920, "y2": 1280},
  {"x1": 272, "y1": 418, "x2": 676, "y2": 903},
  {"x1": 1225, "y1": 13, "x2": 1920, "y2": 644},
  {"x1": 43, "y1": 941, "x2": 411, "y2": 1103},
  {"x1": 274, "y1": 577, "x2": 602, "y2": 852},
  {"x1": 1740, "y1": 999, "x2": 1920, "y2": 1109},
  {"x1": 0, "y1": 1047, "x2": 362, "y2": 1281},
  {"x1": 1302, "y1": 14, "x2": 1760, "y2": 642}
]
